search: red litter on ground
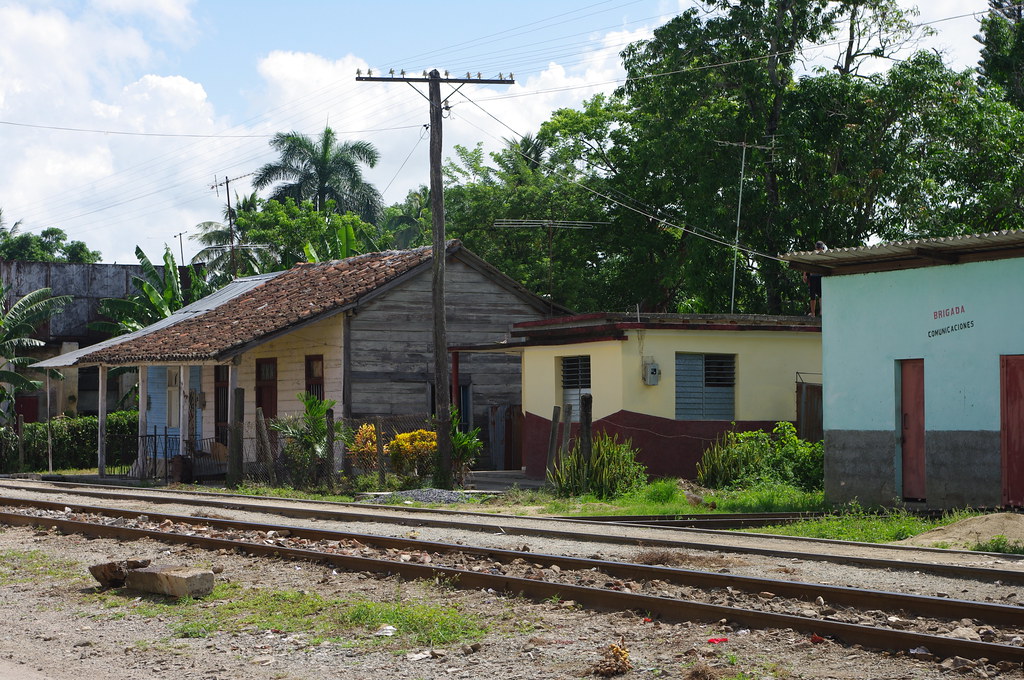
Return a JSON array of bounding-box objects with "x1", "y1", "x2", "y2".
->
[
  {"x1": 707, "y1": 638, "x2": 729, "y2": 644},
  {"x1": 810, "y1": 634, "x2": 826, "y2": 644}
]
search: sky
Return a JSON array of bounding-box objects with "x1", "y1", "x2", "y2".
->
[{"x1": 0, "y1": 0, "x2": 993, "y2": 264}]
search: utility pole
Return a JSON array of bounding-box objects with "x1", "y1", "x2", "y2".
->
[
  {"x1": 358, "y1": 69, "x2": 514, "y2": 488},
  {"x1": 715, "y1": 139, "x2": 774, "y2": 314},
  {"x1": 210, "y1": 173, "x2": 252, "y2": 279},
  {"x1": 171, "y1": 231, "x2": 187, "y2": 263}
]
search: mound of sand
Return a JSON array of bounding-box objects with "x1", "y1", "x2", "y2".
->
[{"x1": 896, "y1": 512, "x2": 1024, "y2": 549}]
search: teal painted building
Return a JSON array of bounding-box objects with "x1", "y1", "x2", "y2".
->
[{"x1": 785, "y1": 231, "x2": 1024, "y2": 509}]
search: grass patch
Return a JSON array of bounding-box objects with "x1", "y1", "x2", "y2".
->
[
  {"x1": 971, "y1": 534, "x2": 1024, "y2": 555},
  {"x1": 88, "y1": 582, "x2": 486, "y2": 645},
  {"x1": 172, "y1": 483, "x2": 355, "y2": 504},
  {"x1": 0, "y1": 549, "x2": 84, "y2": 585},
  {"x1": 740, "y1": 507, "x2": 981, "y2": 543}
]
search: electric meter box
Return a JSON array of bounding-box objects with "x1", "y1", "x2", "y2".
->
[{"x1": 642, "y1": 357, "x2": 661, "y2": 386}]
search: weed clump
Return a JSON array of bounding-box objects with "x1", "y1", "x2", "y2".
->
[{"x1": 696, "y1": 422, "x2": 822, "y2": 491}]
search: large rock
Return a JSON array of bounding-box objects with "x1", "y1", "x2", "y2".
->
[
  {"x1": 124, "y1": 565, "x2": 215, "y2": 598},
  {"x1": 88, "y1": 559, "x2": 152, "y2": 588}
]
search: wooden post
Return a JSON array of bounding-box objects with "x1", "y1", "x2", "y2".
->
[
  {"x1": 45, "y1": 374, "x2": 52, "y2": 473},
  {"x1": 429, "y1": 69, "x2": 453, "y2": 490},
  {"x1": 560, "y1": 403, "x2": 574, "y2": 459},
  {"x1": 375, "y1": 416, "x2": 386, "y2": 487},
  {"x1": 137, "y1": 366, "x2": 148, "y2": 478},
  {"x1": 545, "y1": 405, "x2": 561, "y2": 475},
  {"x1": 98, "y1": 365, "x2": 108, "y2": 476},
  {"x1": 579, "y1": 393, "x2": 593, "y2": 466},
  {"x1": 255, "y1": 407, "x2": 275, "y2": 485},
  {"x1": 227, "y1": 387, "x2": 244, "y2": 488},
  {"x1": 178, "y1": 364, "x2": 188, "y2": 457},
  {"x1": 16, "y1": 414, "x2": 24, "y2": 471},
  {"x1": 324, "y1": 407, "x2": 335, "y2": 491}
]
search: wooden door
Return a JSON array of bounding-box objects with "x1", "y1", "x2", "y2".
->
[
  {"x1": 1002, "y1": 355, "x2": 1024, "y2": 507},
  {"x1": 900, "y1": 359, "x2": 926, "y2": 501},
  {"x1": 255, "y1": 358, "x2": 278, "y2": 420}
]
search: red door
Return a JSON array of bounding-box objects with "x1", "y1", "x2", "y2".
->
[
  {"x1": 1002, "y1": 355, "x2": 1024, "y2": 507},
  {"x1": 255, "y1": 358, "x2": 278, "y2": 419},
  {"x1": 900, "y1": 359, "x2": 926, "y2": 501}
]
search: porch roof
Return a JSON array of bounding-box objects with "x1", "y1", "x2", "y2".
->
[{"x1": 37, "y1": 245, "x2": 442, "y2": 367}]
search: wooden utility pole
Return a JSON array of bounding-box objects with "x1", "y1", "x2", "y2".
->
[{"x1": 358, "y1": 69, "x2": 514, "y2": 488}]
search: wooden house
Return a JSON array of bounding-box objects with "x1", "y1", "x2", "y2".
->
[{"x1": 36, "y1": 242, "x2": 562, "y2": 472}]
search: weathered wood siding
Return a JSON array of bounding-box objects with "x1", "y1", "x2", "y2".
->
[{"x1": 348, "y1": 257, "x2": 546, "y2": 456}]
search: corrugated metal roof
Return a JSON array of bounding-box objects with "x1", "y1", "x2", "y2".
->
[{"x1": 782, "y1": 229, "x2": 1024, "y2": 272}]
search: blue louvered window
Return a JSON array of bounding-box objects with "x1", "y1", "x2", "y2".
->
[{"x1": 675, "y1": 353, "x2": 734, "y2": 420}]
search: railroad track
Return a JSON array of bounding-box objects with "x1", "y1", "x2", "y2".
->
[
  {"x1": 2, "y1": 480, "x2": 1021, "y2": 586},
  {"x1": 2, "y1": 495, "x2": 1024, "y2": 665}
]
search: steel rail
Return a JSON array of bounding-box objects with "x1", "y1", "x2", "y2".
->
[
  {"x1": 3, "y1": 498, "x2": 1023, "y2": 627},
  {"x1": 1, "y1": 487, "x2": 1021, "y2": 584},
  {"x1": 2, "y1": 509, "x2": 1023, "y2": 664}
]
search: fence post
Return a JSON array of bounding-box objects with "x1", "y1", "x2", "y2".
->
[
  {"x1": 341, "y1": 415, "x2": 353, "y2": 479},
  {"x1": 323, "y1": 408, "x2": 335, "y2": 492},
  {"x1": 545, "y1": 405, "x2": 561, "y2": 476},
  {"x1": 375, "y1": 416, "x2": 385, "y2": 487},
  {"x1": 579, "y1": 392, "x2": 593, "y2": 469},
  {"x1": 560, "y1": 403, "x2": 573, "y2": 460},
  {"x1": 227, "y1": 387, "x2": 244, "y2": 488},
  {"x1": 255, "y1": 407, "x2": 275, "y2": 486},
  {"x1": 17, "y1": 414, "x2": 24, "y2": 471}
]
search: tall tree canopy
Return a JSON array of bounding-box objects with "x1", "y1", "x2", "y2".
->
[
  {"x1": 976, "y1": 0, "x2": 1024, "y2": 110},
  {"x1": 253, "y1": 126, "x2": 383, "y2": 224},
  {"x1": 439, "y1": 1, "x2": 1024, "y2": 315},
  {"x1": 0, "y1": 212, "x2": 100, "y2": 263}
]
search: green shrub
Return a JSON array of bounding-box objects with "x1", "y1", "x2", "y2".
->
[
  {"x1": 547, "y1": 432, "x2": 647, "y2": 499},
  {"x1": 0, "y1": 411, "x2": 139, "y2": 473},
  {"x1": 642, "y1": 478, "x2": 680, "y2": 504},
  {"x1": 696, "y1": 422, "x2": 822, "y2": 491}
]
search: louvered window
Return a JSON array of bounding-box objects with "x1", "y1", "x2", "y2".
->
[
  {"x1": 675, "y1": 353, "x2": 735, "y2": 420},
  {"x1": 561, "y1": 355, "x2": 591, "y2": 422}
]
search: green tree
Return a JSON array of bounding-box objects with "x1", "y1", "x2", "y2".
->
[
  {"x1": 377, "y1": 186, "x2": 431, "y2": 250},
  {"x1": 92, "y1": 246, "x2": 207, "y2": 336},
  {"x1": 0, "y1": 284, "x2": 70, "y2": 423},
  {"x1": 253, "y1": 126, "x2": 383, "y2": 224},
  {"x1": 0, "y1": 219, "x2": 100, "y2": 263},
  {"x1": 237, "y1": 198, "x2": 343, "y2": 269},
  {"x1": 191, "y1": 192, "x2": 274, "y2": 286},
  {"x1": 976, "y1": 0, "x2": 1024, "y2": 110}
]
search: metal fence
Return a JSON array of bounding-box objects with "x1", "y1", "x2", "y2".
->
[{"x1": 106, "y1": 413, "x2": 436, "y2": 488}]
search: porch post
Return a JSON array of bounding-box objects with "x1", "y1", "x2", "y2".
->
[
  {"x1": 97, "y1": 365, "x2": 107, "y2": 476},
  {"x1": 178, "y1": 364, "x2": 188, "y2": 457},
  {"x1": 137, "y1": 366, "x2": 148, "y2": 475}
]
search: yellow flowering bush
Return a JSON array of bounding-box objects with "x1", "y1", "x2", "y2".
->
[
  {"x1": 386, "y1": 429, "x2": 437, "y2": 476},
  {"x1": 348, "y1": 423, "x2": 378, "y2": 471}
]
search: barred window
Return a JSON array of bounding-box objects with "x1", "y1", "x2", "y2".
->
[{"x1": 560, "y1": 355, "x2": 591, "y2": 422}]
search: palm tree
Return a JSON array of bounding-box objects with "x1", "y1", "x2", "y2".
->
[
  {"x1": 0, "y1": 284, "x2": 70, "y2": 422},
  {"x1": 191, "y1": 192, "x2": 273, "y2": 285},
  {"x1": 253, "y1": 126, "x2": 383, "y2": 224}
]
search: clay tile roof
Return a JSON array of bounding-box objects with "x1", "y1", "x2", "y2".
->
[{"x1": 83, "y1": 243, "x2": 444, "y2": 365}]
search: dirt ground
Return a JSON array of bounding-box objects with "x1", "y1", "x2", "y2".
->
[
  {"x1": 4, "y1": 523, "x2": 1018, "y2": 680},
  {"x1": 897, "y1": 513, "x2": 1024, "y2": 549}
]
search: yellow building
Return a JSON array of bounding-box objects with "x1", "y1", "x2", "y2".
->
[{"x1": 504, "y1": 314, "x2": 821, "y2": 479}]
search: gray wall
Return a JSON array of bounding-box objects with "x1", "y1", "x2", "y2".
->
[
  {"x1": 825, "y1": 429, "x2": 1001, "y2": 509},
  {"x1": 1, "y1": 260, "x2": 146, "y2": 344}
]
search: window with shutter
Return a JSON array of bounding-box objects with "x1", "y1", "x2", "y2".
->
[
  {"x1": 560, "y1": 355, "x2": 591, "y2": 422},
  {"x1": 675, "y1": 353, "x2": 735, "y2": 420}
]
